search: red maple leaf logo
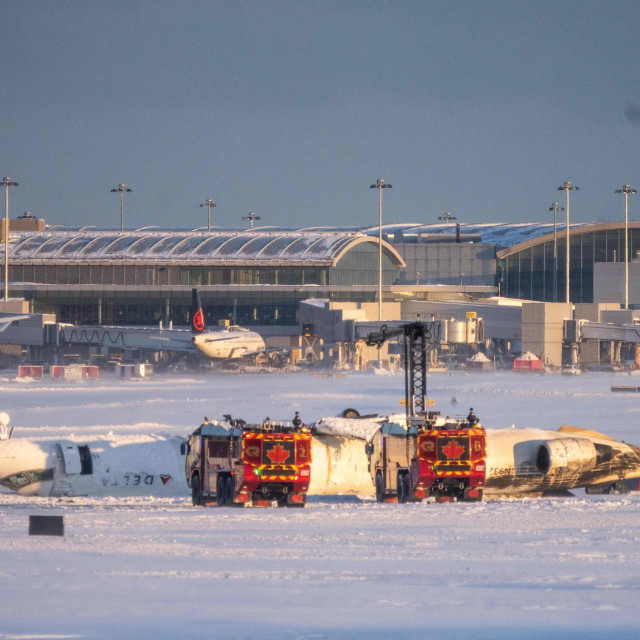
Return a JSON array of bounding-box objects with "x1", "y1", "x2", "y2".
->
[
  {"x1": 160, "y1": 474, "x2": 172, "y2": 485},
  {"x1": 266, "y1": 444, "x2": 290, "y2": 464},
  {"x1": 192, "y1": 308, "x2": 205, "y2": 332},
  {"x1": 441, "y1": 440, "x2": 465, "y2": 460}
]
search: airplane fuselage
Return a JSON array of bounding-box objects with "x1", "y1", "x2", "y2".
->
[
  {"x1": 2, "y1": 426, "x2": 639, "y2": 499},
  {"x1": 191, "y1": 329, "x2": 266, "y2": 359},
  {"x1": 0, "y1": 434, "x2": 187, "y2": 497}
]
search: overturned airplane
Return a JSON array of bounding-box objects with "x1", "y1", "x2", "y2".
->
[{"x1": 1, "y1": 410, "x2": 639, "y2": 499}]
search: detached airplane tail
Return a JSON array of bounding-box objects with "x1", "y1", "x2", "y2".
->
[{"x1": 191, "y1": 289, "x2": 206, "y2": 334}]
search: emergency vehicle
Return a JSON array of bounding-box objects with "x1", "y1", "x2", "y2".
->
[
  {"x1": 364, "y1": 322, "x2": 487, "y2": 503},
  {"x1": 185, "y1": 416, "x2": 312, "y2": 507},
  {"x1": 368, "y1": 411, "x2": 486, "y2": 503}
]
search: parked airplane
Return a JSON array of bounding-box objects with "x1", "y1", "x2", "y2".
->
[{"x1": 188, "y1": 289, "x2": 267, "y2": 359}]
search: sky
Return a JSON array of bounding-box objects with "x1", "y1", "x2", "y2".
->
[{"x1": 1, "y1": 0, "x2": 640, "y2": 231}]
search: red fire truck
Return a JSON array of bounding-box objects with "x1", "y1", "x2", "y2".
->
[
  {"x1": 364, "y1": 322, "x2": 487, "y2": 503},
  {"x1": 368, "y1": 412, "x2": 486, "y2": 503},
  {"x1": 186, "y1": 417, "x2": 312, "y2": 507}
]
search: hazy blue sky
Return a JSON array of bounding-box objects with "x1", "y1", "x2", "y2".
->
[{"x1": 2, "y1": 1, "x2": 639, "y2": 230}]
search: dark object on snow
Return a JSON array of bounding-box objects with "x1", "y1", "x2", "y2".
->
[{"x1": 29, "y1": 515, "x2": 64, "y2": 537}]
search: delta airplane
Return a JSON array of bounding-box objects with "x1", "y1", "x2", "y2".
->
[
  {"x1": 314, "y1": 415, "x2": 640, "y2": 497},
  {"x1": 0, "y1": 413, "x2": 188, "y2": 497},
  {"x1": 2, "y1": 408, "x2": 640, "y2": 499}
]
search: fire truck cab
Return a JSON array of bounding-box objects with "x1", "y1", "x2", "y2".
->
[{"x1": 186, "y1": 417, "x2": 312, "y2": 508}]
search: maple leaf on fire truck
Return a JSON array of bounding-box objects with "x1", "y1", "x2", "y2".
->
[
  {"x1": 442, "y1": 440, "x2": 465, "y2": 460},
  {"x1": 266, "y1": 444, "x2": 291, "y2": 464}
]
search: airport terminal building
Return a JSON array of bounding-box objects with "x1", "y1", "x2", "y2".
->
[
  {"x1": 2, "y1": 219, "x2": 637, "y2": 329},
  {"x1": 2, "y1": 226, "x2": 411, "y2": 327}
]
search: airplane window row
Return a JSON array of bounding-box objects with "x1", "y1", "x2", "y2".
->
[{"x1": 0, "y1": 468, "x2": 54, "y2": 491}]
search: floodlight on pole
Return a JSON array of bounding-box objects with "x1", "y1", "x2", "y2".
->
[
  {"x1": 615, "y1": 184, "x2": 638, "y2": 309},
  {"x1": 200, "y1": 199, "x2": 216, "y2": 232},
  {"x1": 438, "y1": 212, "x2": 457, "y2": 222},
  {"x1": 370, "y1": 178, "x2": 393, "y2": 322},
  {"x1": 557, "y1": 181, "x2": 579, "y2": 303},
  {"x1": 1, "y1": 177, "x2": 18, "y2": 302},
  {"x1": 110, "y1": 184, "x2": 132, "y2": 232},
  {"x1": 242, "y1": 212, "x2": 261, "y2": 228},
  {"x1": 549, "y1": 202, "x2": 564, "y2": 302}
]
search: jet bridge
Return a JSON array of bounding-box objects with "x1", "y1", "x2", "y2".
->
[
  {"x1": 564, "y1": 319, "x2": 640, "y2": 344},
  {"x1": 53, "y1": 324, "x2": 195, "y2": 352},
  {"x1": 564, "y1": 319, "x2": 640, "y2": 366}
]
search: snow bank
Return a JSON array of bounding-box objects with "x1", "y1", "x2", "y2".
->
[
  {"x1": 516, "y1": 351, "x2": 540, "y2": 361},
  {"x1": 468, "y1": 352, "x2": 490, "y2": 362}
]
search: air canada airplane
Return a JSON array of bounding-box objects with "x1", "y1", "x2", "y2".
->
[{"x1": 187, "y1": 289, "x2": 267, "y2": 359}]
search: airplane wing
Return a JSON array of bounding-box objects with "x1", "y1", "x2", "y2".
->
[
  {"x1": 0, "y1": 314, "x2": 30, "y2": 333},
  {"x1": 241, "y1": 342, "x2": 339, "y2": 358}
]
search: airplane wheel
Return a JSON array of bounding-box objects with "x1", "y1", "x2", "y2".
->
[
  {"x1": 225, "y1": 476, "x2": 234, "y2": 505},
  {"x1": 342, "y1": 408, "x2": 360, "y2": 419},
  {"x1": 191, "y1": 475, "x2": 202, "y2": 507},
  {"x1": 375, "y1": 473, "x2": 384, "y2": 503},
  {"x1": 217, "y1": 475, "x2": 226, "y2": 506}
]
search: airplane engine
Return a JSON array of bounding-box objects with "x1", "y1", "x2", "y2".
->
[{"x1": 535, "y1": 438, "x2": 598, "y2": 475}]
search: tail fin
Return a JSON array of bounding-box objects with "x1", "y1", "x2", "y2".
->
[{"x1": 191, "y1": 288, "x2": 205, "y2": 334}]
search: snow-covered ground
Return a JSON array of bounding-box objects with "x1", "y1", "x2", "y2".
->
[{"x1": 1, "y1": 370, "x2": 640, "y2": 639}]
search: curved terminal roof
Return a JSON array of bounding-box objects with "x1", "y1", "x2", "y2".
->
[
  {"x1": 359, "y1": 222, "x2": 592, "y2": 248},
  {"x1": 495, "y1": 221, "x2": 640, "y2": 259},
  {"x1": 5, "y1": 228, "x2": 405, "y2": 267}
]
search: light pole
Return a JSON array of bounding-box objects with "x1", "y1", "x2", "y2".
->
[
  {"x1": 370, "y1": 179, "x2": 393, "y2": 322},
  {"x1": 242, "y1": 212, "x2": 260, "y2": 228},
  {"x1": 1, "y1": 177, "x2": 18, "y2": 302},
  {"x1": 549, "y1": 202, "x2": 564, "y2": 302},
  {"x1": 200, "y1": 199, "x2": 216, "y2": 232},
  {"x1": 615, "y1": 184, "x2": 638, "y2": 309},
  {"x1": 110, "y1": 184, "x2": 132, "y2": 232},
  {"x1": 557, "y1": 181, "x2": 579, "y2": 303},
  {"x1": 438, "y1": 212, "x2": 456, "y2": 222}
]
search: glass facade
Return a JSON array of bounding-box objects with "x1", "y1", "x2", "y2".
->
[
  {"x1": 498, "y1": 228, "x2": 639, "y2": 303},
  {"x1": 16, "y1": 287, "x2": 383, "y2": 327}
]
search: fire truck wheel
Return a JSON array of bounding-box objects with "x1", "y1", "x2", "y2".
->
[
  {"x1": 375, "y1": 473, "x2": 384, "y2": 502},
  {"x1": 191, "y1": 475, "x2": 202, "y2": 507},
  {"x1": 224, "y1": 476, "x2": 234, "y2": 505},
  {"x1": 397, "y1": 473, "x2": 406, "y2": 503},
  {"x1": 403, "y1": 474, "x2": 412, "y2": 503},
  {"x1": 217, "y1": 475, "x2": 226, "y2": 506}
]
